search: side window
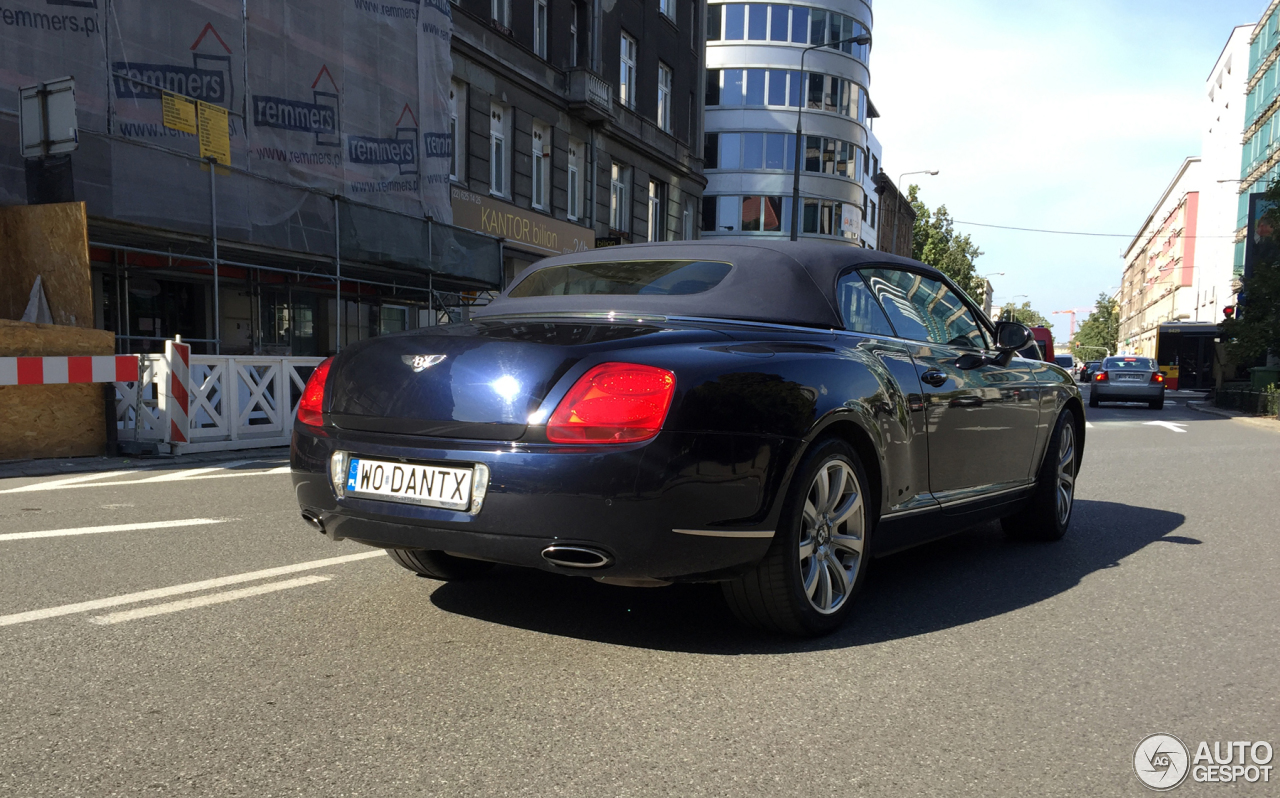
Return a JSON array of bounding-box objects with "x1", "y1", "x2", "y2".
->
[
  {"x1": 860, "y1": 269, "x2": 988, "y2": 349},
  {"x1": 836, "y1": 271, "x2": 895, "y2": 337}
]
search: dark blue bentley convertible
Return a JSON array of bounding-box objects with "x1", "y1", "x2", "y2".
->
[{"x1": 291, "y1": 240, "x2": 1084, "y2": 636}]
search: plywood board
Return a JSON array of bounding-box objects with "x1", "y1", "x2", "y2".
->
[
  {"x1": 0, "y1": 383, "x2": 106, "y2": 460},
  {"x1": 0, "y1": 319, "x2": 114, "y2": 357},
  {"x1": 0, "y1": 202, "x2": 92, "y2": 327}
]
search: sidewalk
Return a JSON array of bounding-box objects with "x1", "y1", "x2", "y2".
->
[
  {"x1": 1187, "y1": 400, "x2": 1280, "y2": 430},
  {"x1": 0, "y1": 447, "x2": 290, "y2": 481}
]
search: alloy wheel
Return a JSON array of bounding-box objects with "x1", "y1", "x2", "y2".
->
[
  {"x1": 1056, "y1": 422, "x2": 1076, "y2": 526},
  {"x1": 798, "y1": 458, "x2": 864, "y2": 615}
]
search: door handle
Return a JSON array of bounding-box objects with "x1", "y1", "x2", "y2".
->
[{"x1": 921, "y1": 369, "x2": 948, "y2": 388}]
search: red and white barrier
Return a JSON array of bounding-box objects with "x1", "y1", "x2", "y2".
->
[
  {"x1": 0, "y1": 355, "x2": 138, "y2": 386},
  {"x1": 163, "y1": 339, "x2": 191, "y2": 446}
]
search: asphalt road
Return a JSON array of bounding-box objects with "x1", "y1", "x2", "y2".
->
[{"x1": 1, "y1": 389, "x2": 1277, "y2": 797}]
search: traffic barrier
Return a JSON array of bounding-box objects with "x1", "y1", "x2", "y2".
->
[
  {"x1": 113, "y1": 339, "x2": 323, "y2": 454},
  {"x1": 163, "y1": 339, "x2": 191, "y2": 446},
  {"x1": 0, "y1": 355, "x2": 138, "y2": 386}
]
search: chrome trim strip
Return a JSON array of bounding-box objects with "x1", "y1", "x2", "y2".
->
[
  {"x1": 934, "y1": 483, "x2": 1034, "y2": 509},
  {"x1": 672, "y1": 528, "x2": 776, "y2": 539}
]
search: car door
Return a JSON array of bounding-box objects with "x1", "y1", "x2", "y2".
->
[
  {"x1": 858, "y1": 268, "x2": 1041, "y2": 507},
  {"x1": 832, "y1": 270, "x2": 934, "y2": 517}
]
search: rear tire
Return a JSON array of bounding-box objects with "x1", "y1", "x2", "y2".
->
[
  {"x1": 1149, "y1": 398, "x2": 1164, "y2": 410},
  {"x1": 722, "y1": 439, "x2": 872, "y2": 636},
  {"x1": 1002, "y1": 410, "x2": 1079, "y2": 542},
  {"x1": 1088, "y1": 391, "x2": 1099, "y2": 408},
  {"x1": 386, "y1": 549, "x2": 495, "y2": 580}
]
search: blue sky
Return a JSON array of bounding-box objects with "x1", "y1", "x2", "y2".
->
[{"x1": 870, "y1": 0, "x2": 1268, "y2": 331}]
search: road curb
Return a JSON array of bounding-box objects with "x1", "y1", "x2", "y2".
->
[
  {"x1": 1185, "y1": 401, "x2": 1239, "y2": 419},
  {"x1": 1187, "y1": 401, "x2": 1280, "y2": 430},
  {"x1": 0, "y1": 447, "x2": 291, "y2": 481}
]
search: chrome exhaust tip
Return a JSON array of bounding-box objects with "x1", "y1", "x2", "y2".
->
[
  {"x1": 300, "y1": 510, "x2": 324, "y2": 533},
  {"x1": 541, "y1": 545, "x2": 613, "y2": 569}
]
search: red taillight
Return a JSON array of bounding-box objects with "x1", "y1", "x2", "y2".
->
[
  {"x1": 297, "y1": 356, "x2": 334, "y2": 427},
  {"x1": 546, "y1": 363, "x2": 676, "y2": 444},
  {"x1": 1095, "y1": 371, "x2": 1108, "y2": 382},
  {"x1": 1151, "y1": 372, "x2": 1164, "y2": 383}
]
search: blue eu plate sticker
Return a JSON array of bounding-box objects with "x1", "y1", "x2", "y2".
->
[{"x1": 347, "y1": 458, "x2": 360, "y2": 491}]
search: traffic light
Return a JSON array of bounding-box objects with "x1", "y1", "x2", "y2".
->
[{"x1": 1223, "y1": 305, "x2": 1235, "y2": 319}]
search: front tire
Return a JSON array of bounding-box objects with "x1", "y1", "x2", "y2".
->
[
  {"x1": 1002, "y1": 410, "x2": 1079, "y2": 542},
  {"x1": 387, "y1": 549, "x2": 495, "y2": 580},
  {"x1": 722, "y1": 439, "x2": 872, "y2": 636}
]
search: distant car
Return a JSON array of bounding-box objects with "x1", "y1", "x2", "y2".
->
[
  {"x1": 1053, "y1": 354, "x2": 1075, "y2": 374},
  {"x1": 1079, "y1": 361, "x2": 1102, "y2": 381},
  {"x1": 1089, "y1": 356, "x2": 1165, "y2": 409}
]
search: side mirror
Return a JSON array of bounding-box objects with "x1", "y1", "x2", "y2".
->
[{"x1": 993, "y1": 321, "x2": 1034, "y2": 352}]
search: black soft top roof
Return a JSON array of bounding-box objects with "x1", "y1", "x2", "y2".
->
[{"x1": 473, "y1": 239, "x2": 945, "y2": 328}]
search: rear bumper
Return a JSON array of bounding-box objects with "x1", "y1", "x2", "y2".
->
[
  {"x1": 1092, "y1": 382, "x2": 1164, "y2": 401},
  {"x1": 290, "y1": 424, "x2": 799, "y2": 581}
]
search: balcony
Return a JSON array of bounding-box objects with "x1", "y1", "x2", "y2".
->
[{"x1": 566, "y1": 68, "x2": 614, "y2": 123}]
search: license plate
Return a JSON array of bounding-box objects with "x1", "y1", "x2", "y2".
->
[
  {"x1": 344, "y1": 457, "x2": 475, "y2": 511},
  {"x1": 1116, "y1": 373, "x2": 1145, "y2": 381}
]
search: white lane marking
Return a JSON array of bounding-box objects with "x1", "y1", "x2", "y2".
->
[
  {"x1": 132, "y1": 460, "x2": 258, "y2": 482},
  {"x1": 1085, "y1": 421, "x2": 1096, "y2": 429},
  {"x1": 1144, "y1": 420, "x2": 1188, "y2": 433},
  {"x1": 0, "y1": 470, "x2": 139, "y2": 494},
  {"x1": 87, "y1": 576, "x2": 331, "y2": 625},
  {"x1": 0, "y1": 518, "x2": 228, "y2": 542},
  {"x1": 0, "y1": 464, "x2": 289, "y2": 493},
  {"x1": 0, "y1": 551, "x2": 383, "y2": 627}
]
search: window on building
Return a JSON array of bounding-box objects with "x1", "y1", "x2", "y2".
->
[
  {"x1": 492, "y1": 0, "x2": 509, "y2": 29},
  {"x1": 532, "y1": 122, "x2": 550, "y2": 210},
  {"x1": 660, "y1": 0, "x2": 675, "y2": 21},
  {"x1": 567, "y1": 137, "x2": 584, "y2": 220},
  {"x1": 869, "y1": 199, "x2": 877, "y2": 229},
  {"x1": 747, "y1": 3, "x2": 766, "y2": 39},
  {"x1": 449, "y1": 80, "x2": 466, "y2": 182},
  {"x1": 768, "y1": 5, "x2": 787, "y2": 40},
  {"x1": 705, "y1": 69, "x2": 721, "y2": 106},
  {"x1": 620, "y1": 32, "x2": 637, "y2": 109},
  {"x1": 707, "y1": 3, "x2": 721, "y2": 40},
  {"x1": 791, "y1": 6, "x2": 808, "y2": 43},
  {"x1": 649, "y1": 180, "x2": 666, "y2": 242},
  {"x1": 702, "y1": 195, "x2": 717, "y2": 232},
  {"x1": 534, "y1": 0, "x2": 547, "y2": 58},
  {"x1": 717, "y1": 195, "x2": 740, "y2": 231},
  {"x1": 725, "y1": 3, "x2": 745, "y2": 39},
  {"x1": 379, "y1": 305, "x2": 408, "y2": 335},
  {"x1": 658, "y1": 62, "x2": 673, "y2": 133},
  {"x1": 610, "y1": 162, "x2": 631, "y2": 233},
  {"x1": 489, "y1": 104, "x2": 508, "y2": 197},
  {"x1": 745, "y1": 68, "x2": 766, "y2": 105},
  {"x1": 570, "y1": 2, "x2": 580, "y2": 67}
]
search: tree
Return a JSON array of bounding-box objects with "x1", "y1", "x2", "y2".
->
[
  {"x1": 1222, "y1": 182, "x2": 1280, "y2": 364},
  {"x1": 908, "y1": 185, "x2": 984, "y2": 299},
  {"x1": 1073, "y1": 293, "x2": 1120, "y2": 357},
  {"x1": 997, "y1": 301, "x2": 1052, "y2": 330}
]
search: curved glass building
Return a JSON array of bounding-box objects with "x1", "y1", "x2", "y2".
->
[{"x1": 701, "y1": 1, "x2": 873, "y2": 242}]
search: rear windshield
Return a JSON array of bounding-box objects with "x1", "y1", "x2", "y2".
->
[
  {"x1": 1104, "y1": 357, "x2": 1155, "y2": 370},
  {"x1": 1054, "y1": 355, "x2": 1074, "y2": 367},
  {"x1": 509, "y1": 260, "x2": 732, "y2": 298}
]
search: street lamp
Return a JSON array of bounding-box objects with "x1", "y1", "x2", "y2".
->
[
  {"x1": 1007, "y1": 294, "x2": 1028, "y2": 323},
  {"x1": 888, "y1": 169, "x2": 938, "y2": 256},
  {"x1": 790, "y1": 33, "x2": 873, "y2": 241}
]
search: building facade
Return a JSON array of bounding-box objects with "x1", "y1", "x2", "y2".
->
[
  {"x1": 700, "y1": 0, "x2": 872, "y2": 241},
  {"x1": 1119, "y1": 158, "x2": 1201, "y2": 356},
  {"x1": 1239, "y1": 6, "x2": 1280, "y2": 277},
  {"x1": 1196, "y1": 25, "x2": 1251, "y2": 321},
  {"x1": 449, "y1": 0, "x2": 708, "y2": 284},
  {"x1": 858, "y1": 128, "x2": 882, "y2": 249}
]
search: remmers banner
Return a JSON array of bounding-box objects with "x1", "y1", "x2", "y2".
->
[{"x1": 0, "y1": 0, "x2": 453, "y2": 223}]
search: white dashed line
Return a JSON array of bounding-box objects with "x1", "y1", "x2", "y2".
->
[
  {"x1": 0, "y1": 551, "x2": 383, "y2": 627},
  {"x1": 0, "y1": 518, "x2": 229, "y2": 542},
  {"x1": 87, "y1": 576, "x2": 332, "y2": 625}
]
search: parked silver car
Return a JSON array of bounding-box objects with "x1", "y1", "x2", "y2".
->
[{"x1": 1089, "y1": 356, "x2": 1165, "y2": 409}]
